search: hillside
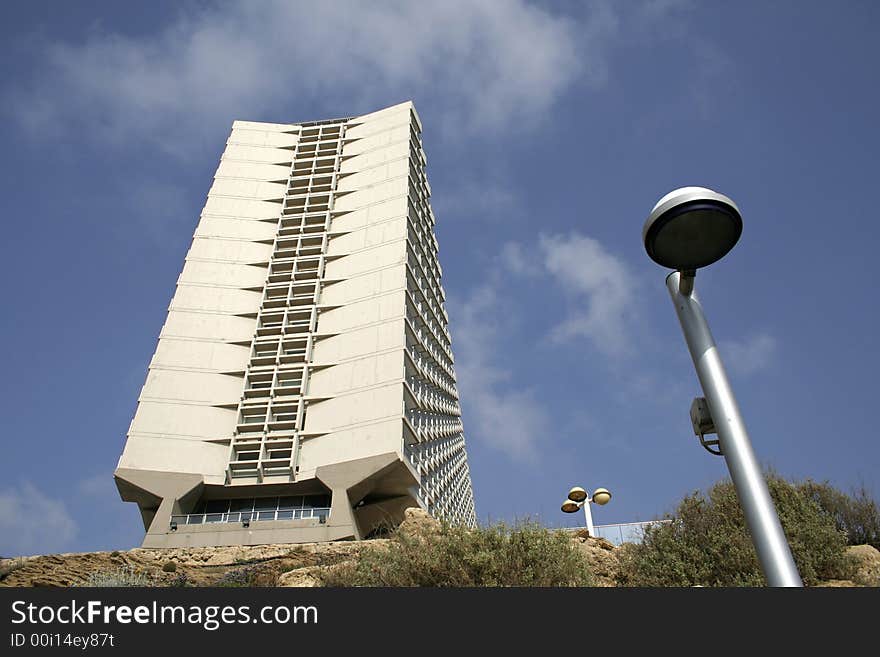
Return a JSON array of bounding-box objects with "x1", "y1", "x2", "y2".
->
[{"x1": 1, "y1": 509, "x2": 877, "y2": 587}]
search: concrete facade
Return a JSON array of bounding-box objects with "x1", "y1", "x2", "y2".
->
[{"x1": 115, "y1": 102, "x2": 477, "y2": 547}]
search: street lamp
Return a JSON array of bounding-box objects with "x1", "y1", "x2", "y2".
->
[
  {"x1": 642, "y1": 186, "x2": 802, "y2": 587},
  {"x1": 561, "y1": 486, "x2": 611, "y2": 537}
]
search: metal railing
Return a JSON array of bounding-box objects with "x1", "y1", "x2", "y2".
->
[
  {"x1": 592, "y1": 520, "x2": 671, "y2": 546},
  {"x1": 559, "y1": 520, "x2": 671, "y2": 546},
  {"x1": 170, "y1": 508, "x2": 330, "y2": 527}
]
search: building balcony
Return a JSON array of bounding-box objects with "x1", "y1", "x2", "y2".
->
[{"x1": 170, "y1": 508, "x2": 329, "y2": 527}]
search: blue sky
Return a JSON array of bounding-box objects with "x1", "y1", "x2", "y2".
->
[{"x1": 1, "y1": 1, "x2": 878, "y2": 556}]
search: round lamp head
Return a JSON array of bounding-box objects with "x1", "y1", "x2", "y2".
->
[
  {"x1": 591, "y1": 488, "x2": 612, "y2": 506},
  {"x1": 567, "y1": 486, "x2": 588, "y2": 503},
  {"x1": 561, "y1": 500, "x2": 581, "y2": 513},
  {"x1": 642, "y1": 186, "x2": 742, "y2": 270}
]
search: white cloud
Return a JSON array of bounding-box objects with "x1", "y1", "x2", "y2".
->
[
  {"x1": 450, "y1": 281, "x2": 548, "y2": 462},
  {"x1": 450, "y1": 232, "x2": 688, "y2": 460},
  {"x1": 719, "y1": 333, "x2": 776, "y2": 376},
  {"x1": 77, "y1": 474, "x2": 112, "y2": 498},
  {"x1": 537, "y1": 232, "x2": 638, "y2": 357},
  {"x1": 496, "y1": 232, "x2": 640, "y2": 358},
  {"x1": 0, "y1": 483, "x2": 77, "y2": 557},
  {"x1": 12, "y1": 1, "x2": 611, "y2": 153},
  {"x1": 450, "y1": 233, "x2": 640, "y2": 463},
  {"x1": 498, "y1": 241, "x2": 540, "y2": 277},
  {"x1": 432, "y1": 181, "x2": 520, "y2": 222}
]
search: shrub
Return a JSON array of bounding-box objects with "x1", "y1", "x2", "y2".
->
[
  {"x1": 169, "y1": 572, "x2": 190, "y2": 587},
  {"x1": 162, "y1": 561, "x2": 177, "y2": 573},
  {"x1": 214, "y1": 567, "x2": 255, "y2": 587},
  {"x1": 797, "y1": 480, "x2": 880, "y2": 550},
  {"x1": 617, "y1": 474, "x2": 854, "y2": 587},
  {"x1": 320, "y1": 520, "x2": 594, "y2": 587},
  {"x1": 76, "y1": 565, "x2": 154, "y2": 587}
]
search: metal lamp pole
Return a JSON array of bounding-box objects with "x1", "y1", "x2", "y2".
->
[
  {"x1": 584, "y1": 500, "x2": 595, "y2": 536},
  {"x1": 667, "y1": 270, "x2": 802, "y2": 587},
  {"x1": 577, "y1": 498, "x2": 596, "y2": 536}
]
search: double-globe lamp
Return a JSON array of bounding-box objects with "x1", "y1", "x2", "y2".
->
[
  {"x1": 643, "y1": 186, "x2": 802, "y2": 587},
  {"x1": 561, "y1": 486, "x2": 611, "y2": 537}
]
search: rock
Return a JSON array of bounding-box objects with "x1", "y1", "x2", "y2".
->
[
  {"x1": 814, "y1": 579, "x2": 858, "y2": 587},
  {"x1": 278, "y1": 566, "x2": 325, "y2": 587},
  {"x1": 0, "y1": 540, "x2": 370, "y2": 588},
  {"x1": 396, "y1": 507, "x2": 442, "y2": 539},
  {"x1": 570, "y1": 535, "x2": 621, "y2": 587}
]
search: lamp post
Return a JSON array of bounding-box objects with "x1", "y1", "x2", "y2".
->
[
  {"x1": 561, "y1": 486, "x2": 611, "y2": 537},
  {"x1": 642, "y1": 186, "x2": 802, "y2": 587}
]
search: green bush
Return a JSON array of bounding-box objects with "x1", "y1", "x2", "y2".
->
[
  {"x1": 320, "y1": 520, "x2": 594, "y2": 587},
  {"x1": 162, "y1": 561, "x2": 177, "y2": 573},
  {"x1": 617, "y1": 474, "x2": 854, "y2": 587},
  {"x1": 797, "y1": 480, "x2": 879, "y2": 550}
]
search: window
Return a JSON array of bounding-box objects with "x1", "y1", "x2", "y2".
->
[
  {"x1": 279, "y1": 496, "x2": 304, "y2": 510},
  {"x1": 182, "y1": 494, "x2": 331, "y2": 525},
  {"x1": 304, "y1": 494, "x2": 331, "y2": 509},
  {"x1": 205, "y1": 500, "x2": 229, "y2": 513}
]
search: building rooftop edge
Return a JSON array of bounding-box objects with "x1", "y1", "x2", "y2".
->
[{"x1": 232, "y1": 100, "x2": 418, "y2": 132}]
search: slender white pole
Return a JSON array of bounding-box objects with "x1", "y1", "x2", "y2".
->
[
  {"x1": 583, "y1": 500, "x2": 595, "y2": 537},
  {"x1": 666, "y1": 271, "x2": 802, "y2": 587}
]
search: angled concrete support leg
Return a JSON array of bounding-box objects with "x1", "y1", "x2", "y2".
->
[
  {"x1": 316, "y1": 452, "x2": 421, "y2": 540},
  {"x1": 114, "y1": 468, "x2": 204, "y2": 546}
]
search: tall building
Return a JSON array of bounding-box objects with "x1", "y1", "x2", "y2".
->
[{"x1": 115, "y1": 101, "x2": 477, "y2": 548}]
